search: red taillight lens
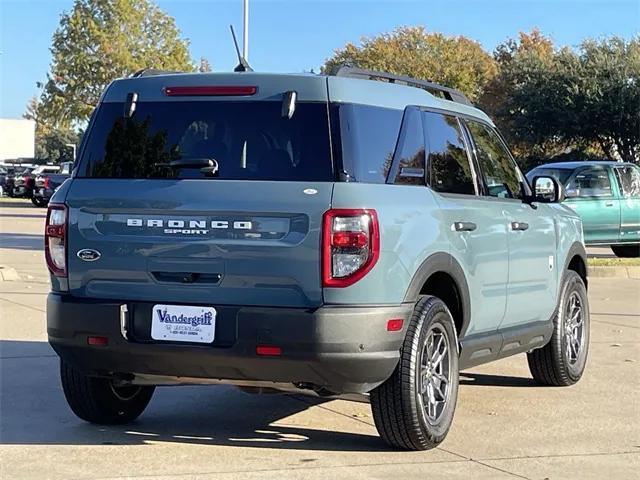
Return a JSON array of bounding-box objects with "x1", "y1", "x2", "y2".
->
[
  {"x1": 43, "y1": 177, "x2": 50, "y2": 189},
  {"x1": 164, "y1": 86, "x2": 257, "y2": 96},
  {"x1": 322, "y1": 209, "x2": 380, "y2": 288},
  {"x1": 45, "y1": 204, "x2": 67, "y2": 277}
]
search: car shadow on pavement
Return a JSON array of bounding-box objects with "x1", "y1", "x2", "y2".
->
[
  {"x1": 0, "y1": 233, "x2": 44, "y2": 250},
  {"x1": 0, "y1": 213, "x2": 46, "y2": 219},
  {"x1": 0, "y1": 200, "x2": 37, "y2": 209},
  {"x1": 459, "y1": 372, "x2": 537, "y2": 387},
  {"x1": 0, "y1": 340, "x2": 387, "y2": 452}
]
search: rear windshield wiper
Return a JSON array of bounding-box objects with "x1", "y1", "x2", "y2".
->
[{"x1": 157, "y1": 158, "x2": 219, "y2": 176}]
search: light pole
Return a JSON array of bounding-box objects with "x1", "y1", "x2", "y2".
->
[
  {"x1": 243, "y1": 0, "x2": 249, "y2": 61},
  {"x1": 65, "y1": 143, "x2": 76, "y2": 162}
]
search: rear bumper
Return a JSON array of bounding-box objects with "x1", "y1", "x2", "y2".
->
[{"x1": 47, "y1": 294, "x2": 413, "y2": 394}]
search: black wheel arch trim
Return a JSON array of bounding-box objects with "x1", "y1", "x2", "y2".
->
[
  {"x1": 563, "y1": 242, "x2": 588, "y2": 290},
  {"x1": 403, "y1": 252, "x2": 471, "y2": 339}
]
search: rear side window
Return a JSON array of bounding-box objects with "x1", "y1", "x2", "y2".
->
[
  {"x1": 423, "y1": 112, "x2": 476, "y2": 195},
  {"x1": 334, "y1": 104, "x2": 403, "y2": 183},
  {"x1": 78, "y1": 101, "x2": 334, "y2": 181}
]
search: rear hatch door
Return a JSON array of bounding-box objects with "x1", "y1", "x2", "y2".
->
[{"x1": 65, "y1": 75, "x2": 334, "y2": 308}]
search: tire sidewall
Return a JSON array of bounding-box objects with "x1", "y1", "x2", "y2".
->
[
  {"x1": 557, "y1": 272, "x2": 590, "y2": 381},
  {"x1": 412, "y1": 299, "x2": 459, "y2": 441}
]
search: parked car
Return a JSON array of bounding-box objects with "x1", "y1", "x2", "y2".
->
[
  {"x1": 13, "y1": 165, "x2": 61, "y2": 198},
  {"x1": 32, "y1": 162, "x2": 74, "y2": 207},
  {"x1": 0, "y1": 166, "x2": 9, "y2": 196},
  {"x1": 47, "y1": 69, "x2": 590, "y2": 451},
  {"x1": 527, "y1": 161, "x2": 640, "y2": 257},
  {"x1": 6, "y1": 166, "x2": 35, "y2": 197}
]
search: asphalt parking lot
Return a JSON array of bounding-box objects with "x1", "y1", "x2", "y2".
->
[{"x1": 0, "y1": 197, "x2": 638, "y2": 480}]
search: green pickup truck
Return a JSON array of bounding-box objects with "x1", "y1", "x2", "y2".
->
[{"x1": 528, "y1": 161, "x2": 640, "y2": 257}]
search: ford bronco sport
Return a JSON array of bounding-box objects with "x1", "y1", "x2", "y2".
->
[{"x1": 47, "y1": 68, "x2": 590, "y2": 450}]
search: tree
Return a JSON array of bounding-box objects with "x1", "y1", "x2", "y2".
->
[
  {"x1": 570, "y1": 37, "x2": 640, "y2": 163},
  {"x1": 480, "y1": 29, "x2": 568, "y2": 164},
  {"x1": 39, "y1": 0, "x2": 195, "y2": 128},
  {"x1": 483, "y1": 31, "x2": 639, "y2": 166},
  {"x1": 322, "y1": 26, "x2": 497, "y2": 102},
  {"x1": 24, "y1": 96, "x2": 79, "y2": 161}
]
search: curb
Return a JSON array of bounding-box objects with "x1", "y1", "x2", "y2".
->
[
  {"x1": 0, "y1": 266, "x2": 20, "y2": 282},
  {"x1": 588, "y1": 265, "x2": 640, "y2": 279}
]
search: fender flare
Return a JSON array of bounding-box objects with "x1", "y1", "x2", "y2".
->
[
  {"x1": 561, "y1": 241, "x2": 588, "y2": 290},
  {"x1": 403, "y1": 252, "x2": 471, "y2": 338}
]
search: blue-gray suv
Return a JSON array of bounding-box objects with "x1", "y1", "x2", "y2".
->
[{"x1": 46, "y1": 68, "x2": 590, "y2": 450}]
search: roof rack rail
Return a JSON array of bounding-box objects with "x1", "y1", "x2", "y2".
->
[
  {"x1": 335, "y1": 67, "x2": 473, "y2": 106},
  {"x1": 131, "y1": 68, "x2": 182, "y2": 78}
]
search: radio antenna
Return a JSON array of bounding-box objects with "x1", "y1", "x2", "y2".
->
[{"x1": 230, "y1": 25, "x2": 252, "y2": 72}]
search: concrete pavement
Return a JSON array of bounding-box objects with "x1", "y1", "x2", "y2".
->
[{"x1": 1, "y1": 197, "x2": 639, "y2": 479}]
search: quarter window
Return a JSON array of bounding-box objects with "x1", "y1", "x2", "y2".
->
[
  {"x1": 335, "y1": 104, "x2": 403, "y2": 183},
  {"x1": 423, "y1": 112, "x2": 476, "y2": 195},
  {"x1": 466, "y1": 121, "x2": 523, "y2": 199},
  {"x1": 567, "y1": 167, "x2": 613, "y2": 198}
]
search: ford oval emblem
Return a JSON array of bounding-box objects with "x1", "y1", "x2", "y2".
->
[{"x1": 77, "y1": 249, "x2": 101, "y2": 262}]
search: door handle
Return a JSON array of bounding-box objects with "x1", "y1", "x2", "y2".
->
[
  {"x1": 605, "y1": 201, "x2": 614, "y2": 207},
  {"x1": 453, "y1": 222, "x2": 477, "y2": 232},
  {"x1": 511, "y1": 221, "x2": 529, "y2": 231}
]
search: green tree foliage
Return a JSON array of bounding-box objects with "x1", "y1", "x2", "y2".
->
[
  {"x1": 483, "y1": 31, "x2": 639, "y2": 165},
  {"x1": 570, "y1": 37, "x2": 640, "y2": 163},
  {"x1": 39, "y1": 0, "x2": 195, "y2": 128},
  {"x1": 322, "y1": 26, "x2": 497, "y2": 102},
  {"x1": 480, "y1": 29, "x2": 563, "y2": 162},
  {"x1": 23, "y1": 96, "x2": 79, "y2": 161}
]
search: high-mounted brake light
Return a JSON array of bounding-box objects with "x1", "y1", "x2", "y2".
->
[
  {"x1": 322, "y1": 209, "x2": 380, "y2": 288},
  {"x1": 164, "y1": 86, "x2": 257, "y2": 97},
  {"x1": 45, "y1": 204, "x2": 67, "y2": 277}
]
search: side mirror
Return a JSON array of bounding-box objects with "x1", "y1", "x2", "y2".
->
[{"x1": 532, "y1": 175, "x2": 565, "y2": 203}]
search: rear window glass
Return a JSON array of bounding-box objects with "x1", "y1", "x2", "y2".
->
[{"x1": 78, "y1": 101, "x2": 334, "y2": 181}]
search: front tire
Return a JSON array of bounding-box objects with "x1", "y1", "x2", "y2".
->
[
  {"x1": 370, "y1": 296, "x2": 459, "y2": 450},
  {"x1": 527, "y1": 271, "x2": 589, "y2": 386},
  {"x1": 60, "y1": 360, "x2": 155, "y2": 424},
  {"x1": 31, "y1": 197, "x2": 47, "y2": 207},
  {"x1": 611, "y1": 245, "x2": 640, "y2": 258}
]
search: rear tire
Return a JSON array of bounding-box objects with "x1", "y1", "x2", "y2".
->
[
  {"x1": 31, "y1": 197, "x2": 47, "y2": 207},
  {"x1": 527, "y1": 271, "x2": 589, "y2": 386},
  {"x1": 611, "y1": 245, "x2": 640, "y2": 258},
  {"x1": 60, "y1": 360, "x2": 155, "y2": 424},
  {"x1": 370, "y1": 296, "x2": 459, "y2": 450}
]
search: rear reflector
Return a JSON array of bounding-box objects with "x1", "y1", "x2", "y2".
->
[
  {"x1": 164, "y1": 86, "x2": 257, "y2": 96},
  {"x1": 256, "y1": 345, "x2": 282, "y2": 356},
  {"x1": 386, "y1": 319, "x2": 404, "y2": 332},
  {"x1": 87, "y1": 336, "x2": 109, "y2": 346}
]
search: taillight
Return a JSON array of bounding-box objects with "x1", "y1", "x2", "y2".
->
[
  {"x1": 45, "y1": 204, "x2": 67, "y2": 277},
  {"x1": 322, "y1": 209, "x2": 380, "y2": 287},
  {"x1": 43, "y1": 177, "x2": 50, "y2": 189}
]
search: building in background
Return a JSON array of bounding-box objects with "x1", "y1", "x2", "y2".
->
[{"x1": 0, "y1": 119, "x2": 36, "y2": 161}]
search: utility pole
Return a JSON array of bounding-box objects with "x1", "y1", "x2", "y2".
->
[{"x1": 243, "y1": 0, "x2": 249, "y2": 61}]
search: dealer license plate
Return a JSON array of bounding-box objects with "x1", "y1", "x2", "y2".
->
[{"x1": 151, "y1": 304, "x2": 216, "y2": 343}]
